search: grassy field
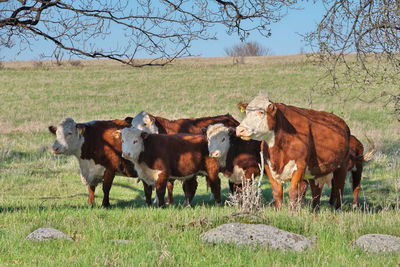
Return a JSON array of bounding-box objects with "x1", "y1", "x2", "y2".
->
[{"x1": 1, "y1": 56, "x2": 400, "y2": 266}]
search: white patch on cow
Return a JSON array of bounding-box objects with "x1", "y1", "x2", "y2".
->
[
  {"x1": 130, "y1": 111, "x2": 159, "y2": 133},
  {"x1": 206, "y1": 123, "x2": 230, "y2": 168},
  {"x1": 78, "y1": 158, "x2": 106, "y2": 186},
  {"x1": 351, "y1": 165, "x2": 357, "y2": 172},
  {"x1": 227, "y1": 165, "x2": 246, "y2": 184},
  {"x1": 267, "y1": 159, "x2": 297, "y2": 185},
  {"x1": 134, "y1": 161, "x2": 162, "y2": 187},
  {"x1": 237, "y1": 93, "x2": 275, "y2": 146}
]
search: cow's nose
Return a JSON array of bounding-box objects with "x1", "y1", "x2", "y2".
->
[
  {"x1": 52, "y1": 147, "x2": 60, "y2": 154},
  {"x1": 236, "y1": 126, "x2": 246, "y2": 137},
  {"x1": 210, "y1": 151, "x2": 220, "y2": 158},
  {"x1": 122, "y1": 152, "x2": 131, "y2": 158}
]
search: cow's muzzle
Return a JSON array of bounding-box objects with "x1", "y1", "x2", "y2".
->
[
  {"x1": 210, "y1": 151, "x2": 220, "y2": 158},
  {"x1": 236, "y1": 126, "x2": 251, "y2": 141}
]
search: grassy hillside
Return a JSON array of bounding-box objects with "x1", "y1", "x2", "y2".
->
[{"x1": 1, "y1": 56, "x2": 399, "y2": 266}]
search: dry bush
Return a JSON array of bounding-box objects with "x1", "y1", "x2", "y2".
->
[
  {"x1": 69, "y1": 60, "x2": 82, "y2": 67},
  {"x1": 33, "y1": 61, "x2": 44, "y2": 68},
  {"x1": 224, "y1": 41, "x2": 270, "y2": 64},
  {"x1": 225, "y1": 152, "x2": 265, "y2": 214}
]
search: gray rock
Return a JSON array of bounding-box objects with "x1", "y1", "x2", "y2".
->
[
  {"x1": 201, "y1": 223, "x2": 311, "y2": 251},
  {"x1": 26, "y1": 227, "x2": 73, "y2": 242},
  {"x1": 354, "y1": 234, "x2": 400, "y2": 253}
]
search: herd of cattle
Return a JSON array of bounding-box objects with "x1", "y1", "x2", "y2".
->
[{"x1": 48, "y1": 94, "x2": 375, "y2": 210}]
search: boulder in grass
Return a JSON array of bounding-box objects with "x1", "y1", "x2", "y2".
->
[
  {"x1": 26, "y1": 227, "x2": 73, "y2": 242},
  {"x1": 354, "y1": 234, "x2": 400, "y2": 253},
  {"x1": 201, "y1": 223, "x2": 311, "y2": 252}
]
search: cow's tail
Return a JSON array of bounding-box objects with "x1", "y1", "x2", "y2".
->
[{"x1": 362, "y1": 135, "x2": 376, "y2": 162}]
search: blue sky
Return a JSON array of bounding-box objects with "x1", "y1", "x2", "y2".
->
[{"x1": 1, "y1": 2, "x2": 326, "y2": 61}]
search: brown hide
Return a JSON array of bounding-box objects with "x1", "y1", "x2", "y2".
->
[
  {"x1": 146, "y1": 113, "x2": 238, "y2": 204},
  {"x1": 261, "y1": 103, "x2": 350, "y2": 210},
  {"x1": 149, "y1": 114, "x2": 239, "y2": 134},
  {"x1": 139, "y1": 133, "x2": 220, "y2": 207},
  {"x1": 79, "y1": 119, "x2": 136, "y2": 207},
  {"x1": 224, "y1": 134, "x2": 261, "y2": 193}
]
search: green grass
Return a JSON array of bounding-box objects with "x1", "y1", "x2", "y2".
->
[{"x1": 1, "y1": 56, "x2": 400, "y2": 266}]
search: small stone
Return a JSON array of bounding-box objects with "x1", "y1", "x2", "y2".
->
[
  {"x1": 201, "y1": 223, "x2": 311, "y2": 252},
  {"x1": 110, "y1": 239, "x2": 134, "y2": 244},
  {"x1": 26, "y1": 227, "x2": 73, "y2": 242},
  {"x1": 354, "y1": 234, "x2": 400, "y2": 253}
]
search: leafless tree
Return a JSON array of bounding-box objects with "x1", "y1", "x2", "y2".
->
[
  {"x1": 0, "y1": 0, "x2": 296, "y2": 67},
  {"x1": 304, "y1": 0, "x2": 400, "y2": 115},
  {"x1": 224, "y1": 41, "x2": 270, "y2": 64}
]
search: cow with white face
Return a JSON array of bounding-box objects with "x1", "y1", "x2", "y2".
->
[
  {"x1": 236, "y1": 93, "x2": 351, "y2": 210},
  {"x1": 49, "y1": 118, "x2": 85, "y2": 156},
  {"x1": 204, "y1": 123, "x2": 261, "y2": 194},
  {"x1": 129, "y1": 111, "x2": 159, "y2": 133},
  {"x1": 49, "y1": 117, "x2": 136, "y2": 207},
  {"x1": 120, "y1": 127, "x2": 221, "y2": 207}
]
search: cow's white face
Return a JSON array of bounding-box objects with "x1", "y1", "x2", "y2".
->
[
  {"x1": 49, "y1": 118, "x2": 84, "y2": 156},
  {"x1": 130, "y1": 111, "x2": 158, "y2": 133},
  {"x1": 121, "y1": 128, "x2": 146, "y2": 162},
  {"x1": 236, "y1": 94, "x2": 275, "y2": 144},
  {"x1": 206, "y1": 123, "x2": 231, "y2": 167}
]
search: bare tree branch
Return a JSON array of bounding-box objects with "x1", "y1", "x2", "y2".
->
[{"x1": 0, "y1": 0, "x2": 296, "y2": 66}]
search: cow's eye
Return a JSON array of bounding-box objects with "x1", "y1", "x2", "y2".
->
[
  {"x1": 142, "y1": 123, "x2": 146, "y2": 127},
  {"x1": 67, "y1": 132, "x2": 72, "y2": 136},
  {"x1": 257, "y1": 110, "x2": 265, "y2": 116},
  {"x1": 133, "y1": 140, "x2": 137, "y2": 144},
  {"x1": 222, "y1": 137, "x2": 225, "y2": 142}
]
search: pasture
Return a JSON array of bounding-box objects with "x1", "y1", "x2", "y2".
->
[{"x1": 1, "y1": 56, "x2": 400, "y2": 266}]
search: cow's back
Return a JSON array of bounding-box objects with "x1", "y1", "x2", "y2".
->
[{"x1": 152, "y1": 114, "x2": 239, "y2": 134}]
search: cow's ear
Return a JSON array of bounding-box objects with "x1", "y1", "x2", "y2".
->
[
  {"x1": 267, "y1": 103, "x2": 277, "y2": 116},
  {"x1": 237, "y1": 102, "x2": 248, "y2": 113},
  {"x1": 76, "y1": 124, "x2": 86, "y2": 136},
  {"x1": 48, "y1": 125, "x2": 57, "y2": 135},
  {"x1": 228, "y1": 127, "x2": 236, "y2": 137},
  {"x1": 124, "y1": 117, "x2": 133, "y2": 124},
  {"x1": 200, "y1": 127, "x2": 207, "y2": 135},
  {"x1": 113, "y1": 130, "x2": 121, "y2": 139},
  {"x1": 141, "y1": 131, "x2": 149, "y2": 139}
]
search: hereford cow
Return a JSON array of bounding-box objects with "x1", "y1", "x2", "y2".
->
[
  {"x1": 48, "y1": 118, "x2": 137, "y2": 207},
  {"x1": 301, "y1": 135, "x2": 375, "y2": 207},
  {"x1": 126, "y1": 111, "x2": 239, "y2": 204},
  {"x1": 203, "y1": 123, "x2": 261, "y2": 194},
  {"x1": 236, "y1": 94, "x2": 351, "y2": 210},
  {"x1": 120, "y1": 128, "x2": 221, "y2": 207}
]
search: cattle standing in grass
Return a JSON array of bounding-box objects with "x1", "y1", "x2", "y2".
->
[
  {"x1": 49, "y1": 118, "x2": 137, "y2": 207},
  {"x1": 236, "y1": 94, "x2": 351, "y2": 210},
  {"x1": 303, "y1": 135, "x2": 375, "y2": 207},
  {"x1": 127, "y1": 111, "x2": 239, "y2": 204},
  {"x1": 203, "y1": 123, "x2": 261, "y2": 194},
  {"x1": 120, "y1": 128, "x2": 221, "y2": 207}
]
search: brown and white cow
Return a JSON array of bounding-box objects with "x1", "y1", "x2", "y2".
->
[
  {"x1": 203, "y1": 123, "x2": 261, "y2": 194},
  {"x1": 126, "y1": 111, "x2": 239, "y2": 204},
  {"x1": 48, "y1": 118, "x2": 137, "y2": 207},
  {"x1": 120, "y1": 128, "x2": 221, "y2": 207},
  {"x1": 236, "y1": 94, "x2": 351, "y2": 210}
]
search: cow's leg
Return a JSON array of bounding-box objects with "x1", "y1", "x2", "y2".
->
[
  {"x1": 142, "y1": 181, "x2": 153, "y2": 206},
  {"x1": 228, "y1": 181, "x2": 235, "y2": 194},
  {"x1": 309, "y1": 179, "x2": 323, "y2": 210},
  {"x1": 102, "y1": 169, "x2": 115, "y2": 208},
  {"x1": 205, "y1": 159, "x2": 221, "y2": 204},
  {"x1": 352, "y1": 162, "x2": 363, "y2": 208},
  {"x1": 166, "y1": 179, "x2": 175, "y2": 205},
  {"x1": 182, "y1": 177, "x2": 198, "y2": 207},
  {"x1": 265, "y1": 163, "x2": 283, "y2": 209},
  {"x1": 332, "y1": 164, "x2": 347, "y2": 210},
  {"x1": 88, "y1": 185, "x2": 96, "y2": 206},
  {"x1": 288, "y1": 168, "x2": 305, "y2": 210},
  {"x1": 155, "y1": 172, "x2": 168, "y2": 208},
  {"x1": 299, "y1": 180, "x2": 309, "y2": 205}
]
